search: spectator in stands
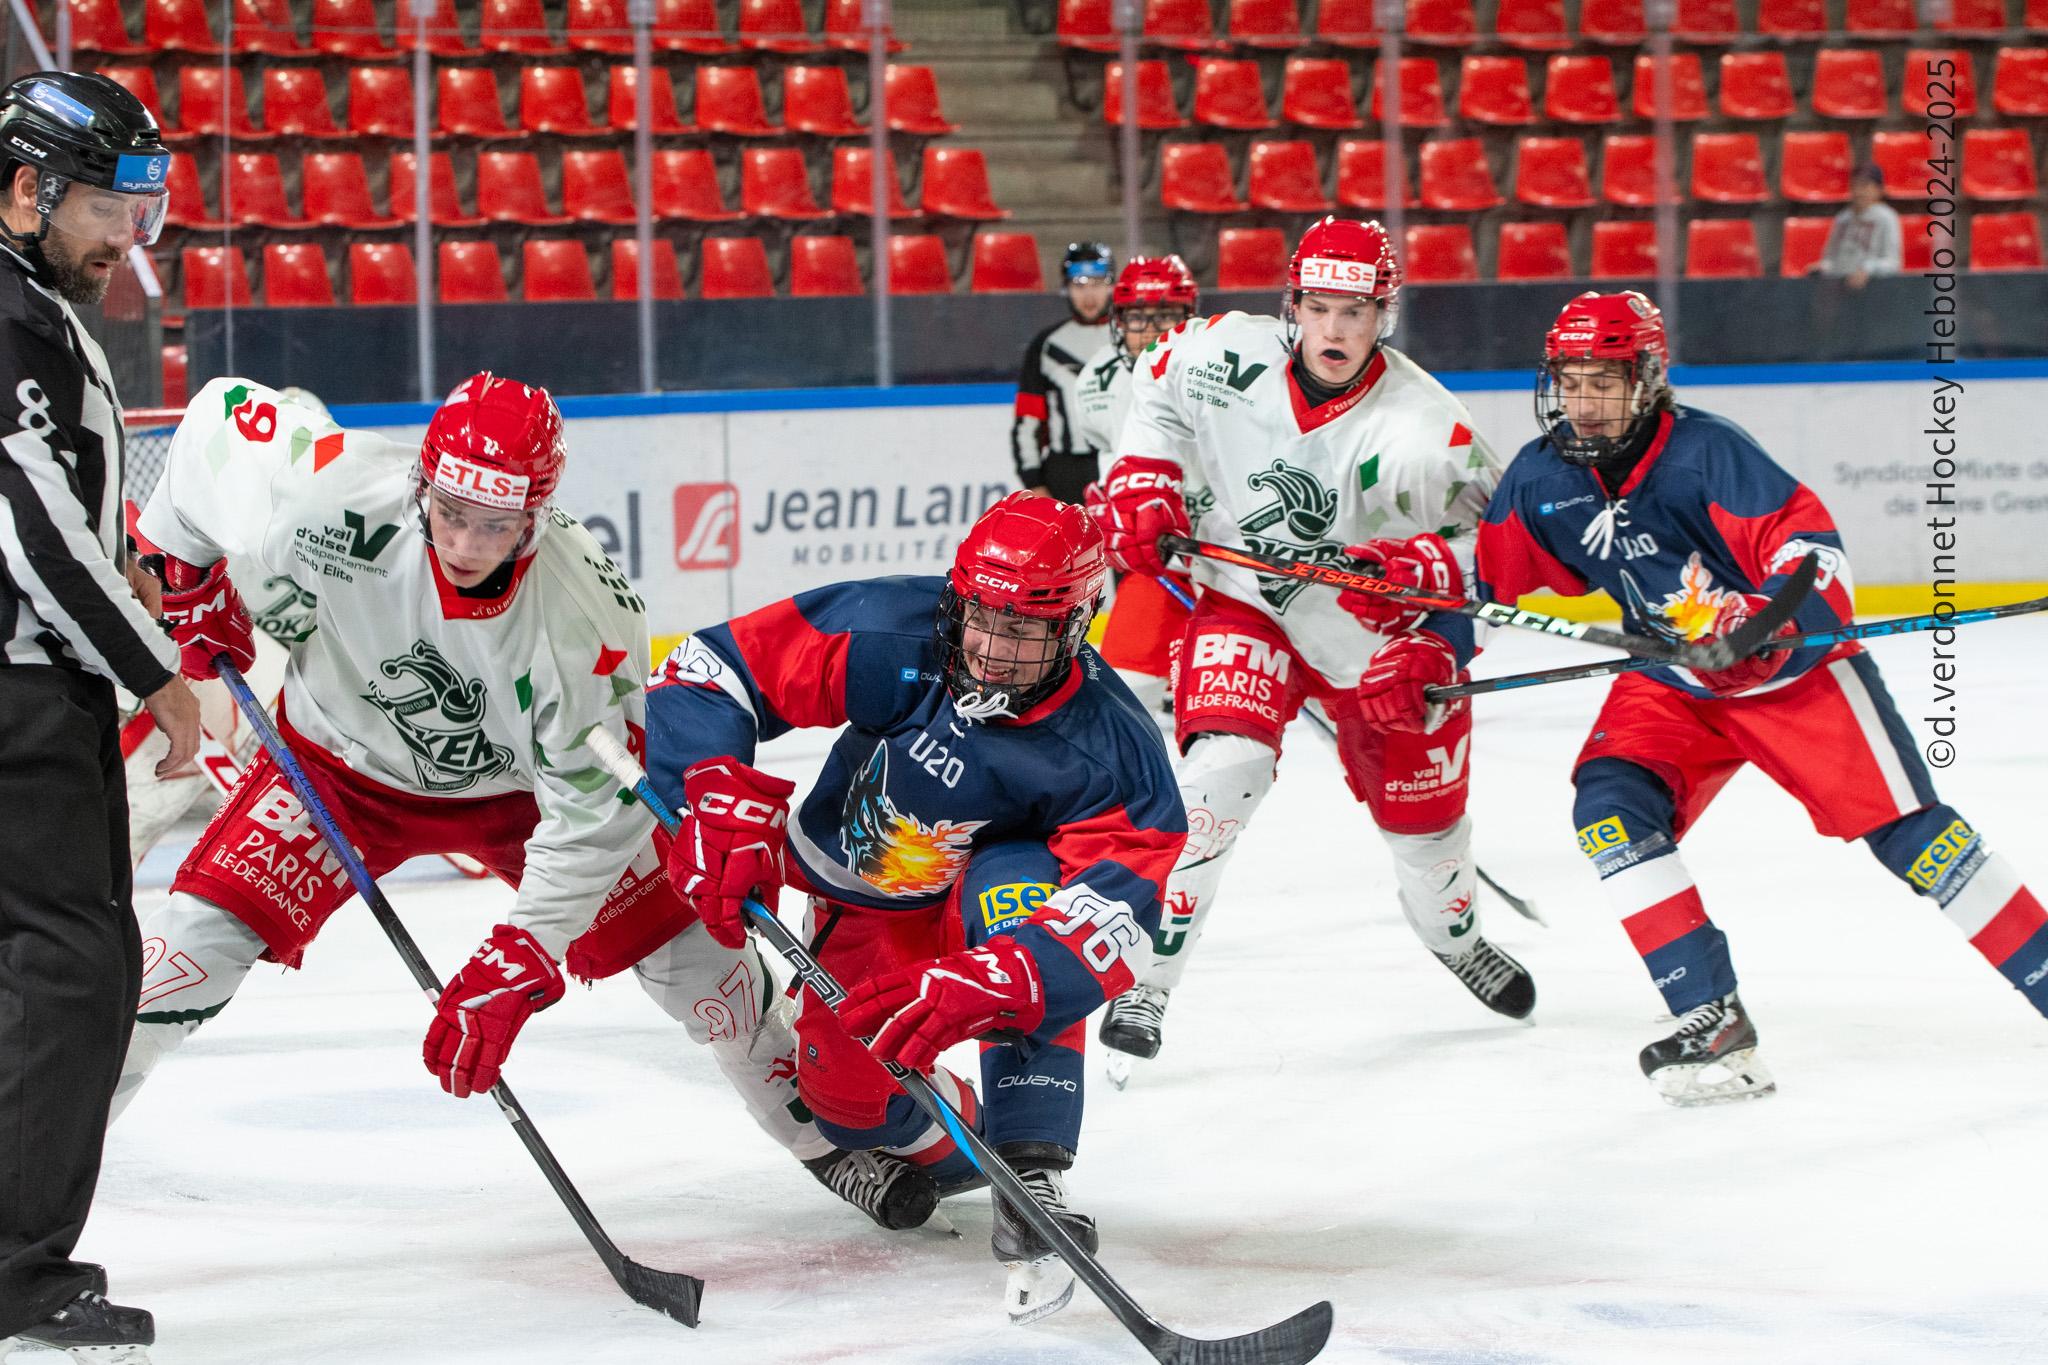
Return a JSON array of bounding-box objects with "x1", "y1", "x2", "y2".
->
[
  {"x1": 1009, "y1": 242, "x2": 1114, "y2": 505},
  {"x1": 1816, "y1": 164, "x2": 1902, "y2": 289}
]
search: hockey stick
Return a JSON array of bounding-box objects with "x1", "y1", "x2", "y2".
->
[
  {"x1": 1430, "y1": 591, "x2": 2048, "y2": 701},
  {"x1": 585, "y1": 730, "x2": 1333, "y2": 1365},
  {"x1": 1160, "y1": 534, "x2": 1819, "y2": 673},
  {"x1": 212, "y1": 661, "x2": 706, "y2": 1328}
]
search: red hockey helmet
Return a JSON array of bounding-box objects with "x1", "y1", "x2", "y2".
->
[
  {"x1": 937, "y1": 492, "x2": 1108, "y2": 719},
  {"x1": 420, "y1": 372, "x2": 566, "y2": 514},
  {"x1": 1535, "y1": 290, "x2": 1671, "y2": 467},
  {"x1": 1287, "y1": 215, "x2": 1400, "y2": 340},
  {"x1": 1111, "y1": 254, "x2": 1199, "y2": 355}
]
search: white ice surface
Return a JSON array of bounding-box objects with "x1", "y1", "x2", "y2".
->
[{"x1": 90, "y1": 622, "x2": 2048, "y2": 1364}]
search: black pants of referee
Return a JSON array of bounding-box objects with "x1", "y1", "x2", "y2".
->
[{"x1": 0, "y1": 667, "x2": 141, "y2": 1337}]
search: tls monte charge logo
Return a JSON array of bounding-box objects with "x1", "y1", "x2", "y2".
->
[{"x1": 673, "y1": 483, "x2": 741, "y2": 570}]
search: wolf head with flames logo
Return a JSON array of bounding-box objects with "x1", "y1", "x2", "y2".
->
[{"x1": 840, "y1": 745, "x2": 986, "y2": 897}]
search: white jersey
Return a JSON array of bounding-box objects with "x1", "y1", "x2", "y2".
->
[
  {"x1": 1073, "y1": 339, "x2": 1137, "y2": 483},
  {"x1": 137, "y1": 378, "x2": 654, "y2": 955},
  {"x1": 1116, "y1": 311, "x2": 1503, "y2": 687}
]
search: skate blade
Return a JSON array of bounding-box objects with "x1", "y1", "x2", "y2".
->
[
  {"x1": 5, "y1": 1342, "x2": 154, "y2": 1364},
  {"x1": 1105, "y1": 1052, "x2": 1133, "y2": 1090},
  {"x1": 1650, "y1": 1049, "x2": 1777, "y2": 1108},
  {"x1": 924, "y1": 1206, "x2": 960, "y2": 1238},
  {"x1": 1004, "y1": 1255, "x2": 1077, "y2": 1325}
]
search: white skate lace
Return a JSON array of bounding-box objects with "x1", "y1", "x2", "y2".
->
[
  {"x1": 1107, "y1": 986, "x2": 1167, "y2": 1032},
  {"x1": 1444, "y1": 941, "x2": 1518, "y2": 1000},
  {"x1": 816, "y1": 1150, "x2": 907, "y2": 1218},
  {"x1": 1674, "y1": 996, "x2": 1732, "y2": 1038},
  {"x1": 1010, "y1": 1166, "x2": 1073, "y2": 1217}
]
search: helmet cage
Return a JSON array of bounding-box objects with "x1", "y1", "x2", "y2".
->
[
  {"x1": 934, "y1": 584, "x2": 1092, "y2": 719},
  {"x1": 1534, "y1": 351, "x2": 1664, "y2": 467}
]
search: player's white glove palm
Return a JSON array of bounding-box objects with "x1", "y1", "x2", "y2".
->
[{"x1": 838, "y1": 937, "x2": 1047, "y2": 1071}]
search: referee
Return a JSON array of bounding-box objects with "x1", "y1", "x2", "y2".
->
[{"x1": 0, "y1": 72, "x2": 197, "y2": 1358}]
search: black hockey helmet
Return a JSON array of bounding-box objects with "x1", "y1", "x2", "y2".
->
[
  {"x1": 1061, "y1": 241, "x2": 1114, "y2": 283},
  {"x1": 0, "y1": 71, "x2": 173, "y2": 247}
]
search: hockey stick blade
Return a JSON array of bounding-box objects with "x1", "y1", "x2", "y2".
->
[
  {"x1": 1138, "y1": 1300, "x2": 1335, "y2": 1365},
  {"x1": 1478, "y1": 865, "x2": 1545, "y2": 927},
  {"x1": 1679, "y1": 552, "x2": 1819, "y2": 672},
  {"x1": 612, "y1": 1255, "x2": 705, "y2": 1327}
]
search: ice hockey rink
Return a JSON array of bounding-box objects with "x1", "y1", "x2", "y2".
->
[{"x1": 92, "y1": 619, "x2": 2048, "y2": 1365}]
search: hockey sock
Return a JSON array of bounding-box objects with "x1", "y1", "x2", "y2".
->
[
  {"x1": 1867, "y1": 808, "x2": 2048, "y2": 1015},
  {"x1": 1142, "y1": 732, "x2": 1275, "y2": 994},
  {"x1": 979, "y1": 1019, "x2": 1086, "y2": 1153},
  {"x1": 115, "y1": 892, "x2": 268, "y2": 1123},
  {"x1": 1574, "y1": 758, "x2": 1737, "y2": 1014},
  {"x1": 1382, "y1": 815, "x2": 1479, "y2": 956}
]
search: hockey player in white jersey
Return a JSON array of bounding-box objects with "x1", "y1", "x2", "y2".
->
[
  {"x1": 1072, "y1": 254, "x2": 1200, "y2": 716},
  {"x1": 1087, "y1": 217, "x2": 1535, "y2": 1079},
  {"x1": 112, "y1": 374, "x2": 837, "y2": 1188}
]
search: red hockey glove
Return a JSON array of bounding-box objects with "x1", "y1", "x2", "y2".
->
[
  {"x1": 665, "y1": 758, "x2": 796, "y2": 950},
  {"x1": 1085, "y1": 456, "x2": 1189, "y2": 577},
  {"x1": 1338, "y1": 533, "x2": 1464, "y2": 636},
  {"x1": 837, "y1": 936, "x2": 1046, "y2": 1071},
  {"x1": 157, "y1": 556, "x2": 256, "y2": 680},
  {"x1": 423, "y1": 923, "x2": 564, "y2": 1098},
  {"x1": 1692, "y1": 593, "x2": 1795, "y2": 698},
  {"x1": 1354, "y1": 632, "x2": 1462, "y2": 734}
]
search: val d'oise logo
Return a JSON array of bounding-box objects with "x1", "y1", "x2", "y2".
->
[
  {"x1": 1221, "y1": 350, "x2": 1268, "y2": 392},
  {"x1": 344, "y1": 510, "x2": 399, "y2": 561},
  {"x1": 1236, "y1": 460, "x2": 1344, "y2": 612},
  {"x1": 362, "y1": 641, "x2": 515, "y2": 793}
]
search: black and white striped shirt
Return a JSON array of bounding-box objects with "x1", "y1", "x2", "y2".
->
[{"x1": 0, "y1": 243, "x2": 177, "y2": 697}]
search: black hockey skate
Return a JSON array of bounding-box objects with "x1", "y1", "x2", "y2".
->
[
  {"x1": 5, "y1": 1289, "x2": 154, "y2": 1364},
  {"x1": 1434, "y1": 937, "x2": 1536, "y2": 1019},
  {"x1": 1098, "y1": 985, "x2": 1167, "y2": 1089},
  {"x1": 804, "y1": 1148, "x2": 940, "y2": 1231},
  {"x1": 991, "y1": 1142, "x2": 1098, "y2": 1325},
  {"x1": 1639, "y1": 990, "x2": 1776, "y2": 1107}
]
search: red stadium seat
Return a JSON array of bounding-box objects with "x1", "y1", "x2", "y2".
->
[
  {"x1": 1513, "y1": 135, "x2": 1594, "y2": 207},
  {"x1": 1457, "y1": 56, "x2": 1535, "y2": 125},
  {"x1": 739, "y1": 0, "x2": 822, "y2": 52},
  {"x1": 1631, "y1": 53, "x2": 1707, "y2": 121},
  {"x1": 1994, "y1": 48, "x2": 2048, "y2": 116},
  {"x1": 1336, "y1": 137, "x2": 1416, "y2": 208},
  {"x1": 1686, "y1": 219, "x2": 1761, "y2": 277},
  {"x1": 653, "y1": 149, "x2": 742, "y2": 220},
  {"x1": 223, "y1": 153, "x2": 301, "y2": 227},
  {"x1": 742, "y1": 146, "x2": 831, "y2": 219},
  {"x1": 1811, "y1": 49, "x2": 1887, "y2": 119},
  {"x1": 1370, "y1": 57, "x2": 1449, "y2": 126},
  {"x1": 1194, "y1": 59, "x2": 1276, "y2": 129},
  {"x1": 439, "y1": 241, "x2": 509, "y2": 303},
  {"x1": 1314, "y1": 0, "x2": 1378, "y2": 46},
  {"x1": 263, "y1": 243, "x2": 334, "y2": 308},
  {"x1": 1058, "y1": 0, "x2": 1119, "y2": 51},
  {"x1": 655, "y1": 0, "x2": 733, "y2": 53},
  {"x1": 480, "y1": 0, "x2": 557, "y2": 53},
  {"x1": 389, "y1": 151, "x2": 484, "y2": 225},
  {"x1": 263, "y1": 69, "x2": 344, "y2": 139},
  {"x1": 70, "y1": 0, "x2": 145, "y2": 53},
  {"x1": 921, "y1": 147, "x2": 1008, "y2": 219},
  {"x1": 1600, "y1": 134, "x2": 1657, "y2": 207},
  {"x1": 2027, "y1": 0, "x2": 2048, "y2": 28},
  {"x1": 970, "y1": 233, "x2": 1045, "y2": 292},
  {"x1": 889, "y1": 235, "x2": 953, "y2": 293},
  {"x1": 1691, "y1": 132, "x2": 1768, "y2": 204},
  {"x1": 349, "y1": 242, "x2": 416, "y2": 305},
  {"x1": 181, "y1": 246, "x2": 251, "y2": 309},
  {"x1": 1494, "y1": 0, "x2": 1569, "y2": 49},
  {"x1": 1418, "y1": 137, "x2": 1501, "y2": 210},
  {"x1": 97, "y1": 67, "x2": 169, "y2": 132},
  {"x1": 1756, "y1": 0, "x2": 1826, "y2": 35},
  {"x1": 608, "y1": 66, "x2": 691, "y2": 133},
  {"x1": 522, "y1": 240, "x2": 598, "y2": 301},
  {"x1": 1590, "y1": 220, "x2": 1656, "y2": 277},
  {"x1": 1577, "y1": 0, "x2": 1643, "y2": 44},
  {"x1": 438, "y1": 68, "x2": 516, "y2": 139},
  {"x1": 1904, "y1": 51, "x2": 1977, "y2": 118},
  {"x1": 174, "y1": 67, "x2": 267, "y2": 140},
  {"x1": 475, "y1": 150, "x2": 568, "y2": 224},
  {"x1": 1103, "y1": 62, "x2": 1187, "y2": 129},
  {"x1": 1162, "y1": 142, "x2": 1246, "y2": 213},
  {"x1": 347, "y1": 67, "x2": 415, "y2": 137},
  {"x1": 886, "y1": 66, "x2": 958, "y2": 135},
  {"x1": 165, "y1": 154, "x2": 225, "y2": 229},
  {"x1": 1283, "y1": 58, "x2": 1364, "y2": 129},
  {"x1": 1403, "y1": 225, "x2": 1478, "y2": 283},
  {"x1": 831, "y1": 146, "x2": 916, "y2": 217},
  {"x1": 146, "y1": 0, "x2": 219, "y2": 51},
  {"x1": 300, "y1": 151, "x2": 401, "y2": 227},
  {"x1": 1870, "y1": 130, "x2": 1930, "y2": 198},
  {"x1": 1544, "y1": 56, "x2": 1620, "y2": 124},
  {"x1": 1779, "y1": 217, "x2": 1833, "y2": 276},
  {"x1": 1217, "y1": 227, "x2": 1288, "y2": 288},
  {"x1": 784, "y1": 66, "x2": 866, "y2": 137},
  {"x1": 1779, "y1": 131, "x2": 1852, "y2": 203},
  {"x1": 610, "y1": 239, "x2": 685, "y2": 300},
  {"x1": 695, "y1": 67, "x2": 780, "y2": 136},
  {"x1": 232, "y1": 0, "x2": 301, "y2": 54},
  {"x1": 1145, "y1": 0, "x2": 1220, "y2": 48},
  {"x1": 1970, "y1": 213, "x2": 2046, "y2": 271},
  {"x1": 1963, "y1": 128, "x2": 2039, "y2": 200},
  {"x1": 790, "y1": 235, "x2": 863, "y2": 295},
  {"x1": 1719, "y1": 52, "x2": 1795, "y2": 121},
  {"x1": 565, "y1": 0, "x2": 633, "y2": 52},
  {"x1": 521, "y1": 66, "x2": 601, "y2": 136},
  {"x1": 1898, "y1": 213, "x2": 1934, "y2": 271},
  {"x1": 1844, "y1": 0, "x2": 1915, "y2": 32},
  {"x1": 1674, "y1": 0, "x2": 1739, "y2": 41},
  {"x1": 1496, "y1": 221, "x2": 1572, "y2": 279},
  {"x1": 1936, "y1": 0, "x2": 2007, "y2": 34},
  {"x1": 702, "y1": 237, "x2": 776, "y2": 297},
  {"x1": 1228, "y1": 0, "x2": 1304, "y2": 47},
  {"x1": 561, "y1": 149, "x2": 639, "y2": 222},
  {"x1": 395, "y1": 0, "x2": 468, "y2": 53},
  {"x1": 161, "y1": 344, "x2": 188, "y2": 408},
  {"x1": 1406, "y1": 0, "x2": 1477, "y2": 44},
  {"x1": 823, "y1": 0, "x2": 905, "y2": 51},
  {"x1": 1249, "y1": 139, "x2": 1333, "y2": 210}
]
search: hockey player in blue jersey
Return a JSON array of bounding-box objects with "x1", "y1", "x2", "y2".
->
[
  {"x1": 1355, "y1": 290, "x2": 2048, "y2": 1105},
  {"x1": 633, "y1": 492, "x2": 1186, "y2": 1317}
]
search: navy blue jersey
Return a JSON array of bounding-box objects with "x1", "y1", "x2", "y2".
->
[{"x1": 1477, "y1": 407, "x2": 1858, "y2": 700}]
